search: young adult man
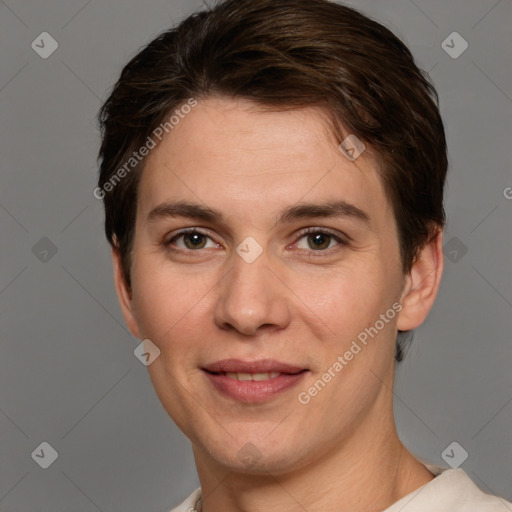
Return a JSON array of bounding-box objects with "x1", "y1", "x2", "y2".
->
[{"x1": 96, "y1": 1, "x2": 511, "y2": 510}]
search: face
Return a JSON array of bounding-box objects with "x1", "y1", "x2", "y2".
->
[{"x1": 113, "y1": 96, "x2": 437, "y2": 474}]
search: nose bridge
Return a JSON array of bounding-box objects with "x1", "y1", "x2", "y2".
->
[{"x1": 213, "y1": 238, "x2": 290, "y2": 335}]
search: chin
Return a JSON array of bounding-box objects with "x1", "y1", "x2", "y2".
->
[{"x1": 196, "y1": 431, "x2": 313, "y2": 475}]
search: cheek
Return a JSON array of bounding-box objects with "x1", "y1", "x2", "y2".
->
[
  {"x1": 129, "y1": 255, "x2": 216, "y2": 348},
  {"x1": 286, "y1": 261, "x2": 393, "y2": 334}
]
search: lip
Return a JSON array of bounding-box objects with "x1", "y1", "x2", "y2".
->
[
  {"x1": 202, "y1": 359, "x2": 309, "y2": 404},
  {"x1": 202, "y1": 358, "x2": 306, "y2": 374}
]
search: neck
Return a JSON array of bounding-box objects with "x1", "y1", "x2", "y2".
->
[{"x1": 192, "y1": 386, "x2": 434, "y2": 512}]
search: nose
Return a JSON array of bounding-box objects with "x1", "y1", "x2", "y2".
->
[{"x1": 213, "y1": 246, "x2": 292, "y2": 337}]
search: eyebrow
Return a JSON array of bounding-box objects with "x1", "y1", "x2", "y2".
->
[{"x1": 147, "y1": 199, "x2": 371, "y2": 227}]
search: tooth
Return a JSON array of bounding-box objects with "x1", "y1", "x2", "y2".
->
[
  {"x1": 252, "y1": 372, "x2": 270, "y2": 381},
  {"x1": 223, "y1": 371, "x2": 282, "y2": 381}
]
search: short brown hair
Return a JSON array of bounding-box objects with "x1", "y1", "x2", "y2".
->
[{"x1": 97, "y1": 0, "x2": 447, "y2": 360}]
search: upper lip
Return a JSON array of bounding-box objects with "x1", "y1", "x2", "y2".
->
[{"x1": 202, "y1": 359, "x2": 306, "y2": 374}]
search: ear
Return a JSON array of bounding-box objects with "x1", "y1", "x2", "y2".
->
[
  {"x1": 396, "y1": 227, "x2": 444, "y2": 331},
  {"x1": 112, "y1": 247, "x2": 141, "y2": 339}
]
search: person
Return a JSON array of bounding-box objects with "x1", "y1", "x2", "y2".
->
[{"x1": 95, "y1": 0, "x2": 511, "y2": 510}]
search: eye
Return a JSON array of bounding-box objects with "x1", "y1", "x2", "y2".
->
[
  {"x1": 165, "y1": 228, "x2": 218, "y2": 251},
  {"x1": 294, "y1": 228, "x2": 347, "y2": 252}
]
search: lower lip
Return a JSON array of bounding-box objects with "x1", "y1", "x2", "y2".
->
[{"x1": 203, "y1": 370, "x2": 308, "y2": 403}]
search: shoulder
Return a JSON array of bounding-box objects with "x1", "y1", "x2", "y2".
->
[
  {"x1": 386, "y1": 466, "x2": 512, "y2": 512},
  {"x1": 168, "y1": 470, "x2": 512, "y2": 512},
  {"x1": 168, "y1": 487, "x2": 201, "y2": 512}
]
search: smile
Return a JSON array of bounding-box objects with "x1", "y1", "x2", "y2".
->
[{"x1": 202, "y1": 360, "x2": 309, "y2": 403}]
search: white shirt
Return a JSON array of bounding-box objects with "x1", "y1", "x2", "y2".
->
[{"x1": 168, "y1": 465, "x2": 512, "y2": 512}]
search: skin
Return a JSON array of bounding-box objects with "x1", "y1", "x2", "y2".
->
[{"x1": 113, "y1": 96, "x2": 444, "y2": 512}]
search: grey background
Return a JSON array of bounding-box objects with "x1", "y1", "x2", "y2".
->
[{"x1": 1, "y1": 0, "x2": 511, "y2": 510}]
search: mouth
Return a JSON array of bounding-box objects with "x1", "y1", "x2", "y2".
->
[{"x1": 202, "y1": 359, "x2": 309, "y2": 403}]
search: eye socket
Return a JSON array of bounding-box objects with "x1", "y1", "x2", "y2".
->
[
  {"x1": 294, "y1": 228, "x2": 348, "y2": 252},
  {"x1": 165, "y1": 228, "x2": 218, "y2": 251}
]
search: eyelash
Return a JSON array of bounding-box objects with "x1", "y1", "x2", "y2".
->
[{"x1": 164, "y1": 227, "x2": 349, "y2": 255}]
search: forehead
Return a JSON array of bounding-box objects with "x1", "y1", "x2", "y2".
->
[{"x1": 137, "y1": 97, "x2": 392, "y2": 229}]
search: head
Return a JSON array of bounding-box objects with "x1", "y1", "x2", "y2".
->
[{"x1": 97, "y1": 0, "x2": 446, "y2": 474}]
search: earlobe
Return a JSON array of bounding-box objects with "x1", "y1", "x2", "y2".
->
[
  {"x1": 396, "y1": 228, "x2": 444, "y2": 332},
  {"x1": 111, "y1": 247, "x2": 141, "y2": 339}
]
